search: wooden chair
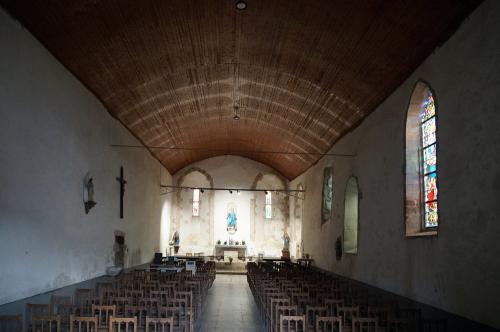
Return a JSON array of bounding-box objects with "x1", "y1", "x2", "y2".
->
[
  {"x1": 325, "y1": 299, "x2": 344, "y2": 316},
  {"x1": 57, "y1": 303, "x2": 78, "y2": 332},
  {"x1": 32, "y1": 315, "x2": 61, "y2": 332},
  {"x1": 157, "y1": 307, "x2": 183, "y2": 332},
  {"x1": 268, "y1": 297, "x2": 290, "y2": 332},
  {"x1": 125, "y1": 305, "x2": 149, "y2": 331},
  {"x1": 337, "y1": 306, "x2": 359, "y2": 329},
  {"x1": 0, "y1": 314, "x2": 22, "y2": 332},
  {"x1": 280, "y1": 315, "x2": 305, "y2": 332},
  {"x1": 275, "y1": 305, "x2": 298, "y2": 332},
  {"x1": 352, "y1": 317, "x2": 378, "y2": 332},
  {"x1": 50, "y1": 295, "x2": 72, "y2": 315},
  {"x1": 110, "y1": 297, "x2": 131, "y2": 316},
  {"x1": 91, "y1": 304, "x2": 115, "y2": 331},
  {"x1": 109, "y1": 317, "x2": 138, "y2": 332},
  {"x1": 305, "y1": 305, "x2": 328, "y2": 331},
  {"x1": 74, "y1": 289, "x2": 94, "y2": 315},
  {"x1": 26, "y1": 303, "x2": 51, "y2": 331},
  {"x1": 145, "y1": 317, "x2": 174, "y2": 332},
  {"x1": 69, "y1": 315, "x2": 98, "y2": 332},
  {"x1": 316, "y1": 316, "x2": 343, "y2": 332}
]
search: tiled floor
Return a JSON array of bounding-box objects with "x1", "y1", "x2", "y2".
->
[{"x1": 196, "y1": 274, "x2": 265, "y2": 332}]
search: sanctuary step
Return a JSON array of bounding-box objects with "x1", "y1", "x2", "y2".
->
[{"x1": 215, "y1": 261, "x2": 247, "y2": 275}]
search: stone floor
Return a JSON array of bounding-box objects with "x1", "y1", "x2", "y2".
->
[{"x1": 195, "y1": 274, "x2": 265, "y2": 332}]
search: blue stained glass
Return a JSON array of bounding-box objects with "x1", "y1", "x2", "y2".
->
[
  {"x1": 421, "y1": 117, "x2": 436, "y2": 147},
  {"x1": 419, "y1": 90, "x2": 438, "y2": 228},
  {"x1": 420, "y1": 93, "x2": 435, "y2": 122},
  {"x1": 423, "y1": 144, "x2": 437, "y2": 174}
]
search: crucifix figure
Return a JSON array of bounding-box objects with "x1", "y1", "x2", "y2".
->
[{"x1": 116, "y1": 166, "x2": 127, "y2": 219}]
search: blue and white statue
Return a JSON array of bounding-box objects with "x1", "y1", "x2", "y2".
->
[{"x1": 227, "y1": 208, "x2": 237, "y2": 234}]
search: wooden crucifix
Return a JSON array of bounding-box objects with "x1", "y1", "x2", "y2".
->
[{"x1": 116, "y1": 166, "x2": 127, "y2": 219}]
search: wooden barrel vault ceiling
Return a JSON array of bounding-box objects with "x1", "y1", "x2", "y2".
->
[{"x1": 1, "y1": 0, "x2": 481, "y2": 179}]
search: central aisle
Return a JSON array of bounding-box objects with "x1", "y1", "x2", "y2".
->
[{"x1": 196, "y1": 274, "x2": 265, "y2": 332}]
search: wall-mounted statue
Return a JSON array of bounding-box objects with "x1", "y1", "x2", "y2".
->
[
  {"x1": 170, "y1": 230, "x2": 180, "y2": 254},
  {"x1": 226, "y1": 204, "x2": 237, "y2": 234},
  {"x1": 282, "y1": 231, "x2": 290, "y2": 259},
  {"x1": 83, "y1": 172, "x2": 96, "y2": 214},
  {"x1": 283, "y1": 231, "x2": 290, "y2": 250}
]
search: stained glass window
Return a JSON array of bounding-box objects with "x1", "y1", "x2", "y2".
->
[
  {"x1": 321, "y1": 167, "x2": 333, "y2": 224},
  {"x1": 420, "y1": 92, "x2": 438, "y2": 228},
  {"x1": 265, "y1": 192, "x2": 272, "y2": 219},
  {"x1": 192, "y1": 189, "x2": 200, "y2": 216}
]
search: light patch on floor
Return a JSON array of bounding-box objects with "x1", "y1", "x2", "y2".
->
[{"x1": 196, "y1": 274, "x2": 265, "y2": 332}]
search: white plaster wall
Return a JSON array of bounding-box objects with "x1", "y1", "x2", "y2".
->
[
  {"x1": 0, "y1": 9, "x2": 170, "y2": 305},
  {"x1": 291, "y1": 1, "x2": 500, "y2": 328},
  {"x1": 171, "y1": 156, "x2": 289, "y2": 257}
]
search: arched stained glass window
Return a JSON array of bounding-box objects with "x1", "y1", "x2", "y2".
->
[
  {"x1": 420, "y1": 92, "x2": 438, "y2": 228},
  {"x1": 265, "y1": 191, "x2": 272, "y2": 219},
  {"x1": 405, "y1": 82, "x2": 439, "y2": 235},
  {"x1": 192, "y1": 188, "x2": 200, "y2": 216},
  {"x1": 321, "y1": 167, "x2": 333, "y2": 224}
]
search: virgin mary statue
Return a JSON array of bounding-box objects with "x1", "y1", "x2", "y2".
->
[{"x1": 227, "y1": 208, "x2": 237, "y2": 234}]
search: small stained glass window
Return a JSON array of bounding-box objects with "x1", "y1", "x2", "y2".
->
[
  {"x1": 420, "y1": 92, "x2": 438, "y2": 228},
  {"x1": 265, "y1": 191, "x2": 272, "y2": 219},
  {"x1": 192, "y1": 189, "x2": 200, "y2": 217}
]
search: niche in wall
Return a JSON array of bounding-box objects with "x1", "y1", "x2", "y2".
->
[{"x1": 343, "y1": 177, "x2": 359, "y2": 254}]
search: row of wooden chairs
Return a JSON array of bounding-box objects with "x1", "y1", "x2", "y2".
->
[
  {"x1": 247, "y1": 262, "x2": 446, "y2": 332},
  {"x1": 0, "y1": 262, "x2": 216, "y2": 332}
]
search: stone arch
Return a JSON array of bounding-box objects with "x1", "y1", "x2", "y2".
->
[
  {"x1": 292, "y1": 183, "x2": 304, "y2": 258},
  {"x1": 405, "y1": 80, "x2": 439, "y2": 236},
  {"x1": 250, "y1": 172, "x2": 289, "y2": 256},
  {"x1": 174, "y1": 167, "x2": 215, "y2": 251}
]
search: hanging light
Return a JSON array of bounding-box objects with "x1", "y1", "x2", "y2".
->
[
  {"x1": 235, "y1": 0, "x2": 247, "y2": 10},
  {"x1": 229, "y1": 190, "x2": 233, "y2": 194},
  {"x1": 237, "y1": 190, "x2": 241, "y2": 195},
  {"x1": 233, "y1": 105, "x2": 240, "y2": 120}
]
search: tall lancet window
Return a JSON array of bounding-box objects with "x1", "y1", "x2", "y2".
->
[
  {"x1": 420, "y1": 92, "x2": 438, "y2": 228},
  {"x1": 265, "y1": 191, "x2": 272, "y2": 219},
  {"x1": 405, "y1": 82, "x2": 439, "y2": 236},
  {"x1": 192, "y1": 189, "x2": 200, "y2": 217}
]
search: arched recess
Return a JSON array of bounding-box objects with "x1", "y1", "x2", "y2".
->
[
  {"x1": 174, "y1": 167, "x2": 214, "y2": 253},
  {"x1": 343, "y1": 176, "x2": 359, "y2": 254},
  {"x1": 292, "y1": 183, "x2": 304, "y2": 259},
  {"x1": 250, "y1": 172, "x2": 289, "y2": 257},
  {"x1": 405, "y1": 81, "x2": 439, "y2": 236}
]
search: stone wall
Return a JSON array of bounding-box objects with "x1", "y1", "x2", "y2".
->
[
  {"x1": 290, "y1": 1, "x2": 500, "y2": 328},
  {"x1": 170, "y1": 156, "x2": 292, "y2": 257},
  {"x1": 0, "y1": 9, "x2": 170, "y2": 305}
]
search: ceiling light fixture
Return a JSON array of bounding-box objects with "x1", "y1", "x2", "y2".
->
[
  {"x1": 235, "y1": 0, "x2": 247, "y2": 10},
  {"x1": 233, "y1": 105, "x2": 240, "y2": 120}
]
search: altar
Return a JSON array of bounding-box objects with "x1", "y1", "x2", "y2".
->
[{"x1": 214, "y1": 244, "x2": 247, "y2": 258}]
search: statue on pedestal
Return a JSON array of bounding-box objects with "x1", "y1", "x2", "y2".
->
[
  {"x1": 170, "y1": 230, "x2": 180, "y2": 254},
  {"x1": 282, "y1": 231, "x2": 290, "y2": 259}
]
